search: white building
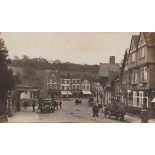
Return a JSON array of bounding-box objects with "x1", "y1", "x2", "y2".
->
[{"x1": 81, "y1": 79, "x2": 91, "y2": 95}]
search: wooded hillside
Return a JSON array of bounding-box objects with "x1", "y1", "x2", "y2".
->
[{"x1": 10, "y1": 56, "x2": 100, "y2": 87}]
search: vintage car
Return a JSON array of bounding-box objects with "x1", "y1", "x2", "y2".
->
[
  {"x1": 38, "y1": 99, "x2": 55, "y2": 113},
  {"x1": 88, "y1": 97, "x2": 94, "y2": 106},
  {"x1": 104, "y1": 103, "x2": 126, "y2": 121},
  {"x1": 75, "y1": 98, "x2": 82, "y2": 105}
]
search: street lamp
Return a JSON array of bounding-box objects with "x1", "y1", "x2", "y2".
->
[{"x1": 139, "y1": 82, "x2": 148, "y2": 123}]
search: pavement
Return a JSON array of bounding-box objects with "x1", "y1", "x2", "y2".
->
[{"x1": 124, "y1": 113, "x2": 155, "y2": 123}]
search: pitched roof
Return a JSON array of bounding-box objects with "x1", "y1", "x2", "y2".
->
[
  {"x1": 99, "y1": 63, "x2": 120, "y2": 77},
  {"x1": 142, "y1": 32, "x2": 155, "y2": 45},
  {"x1": 132, "y1": 35, "x2": 139, "y2": 47},
  {"x1": 129, "y1": 35, "x2": 139, "y2": 52}
]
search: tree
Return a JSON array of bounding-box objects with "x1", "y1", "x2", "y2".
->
[{"x1": 0, "y1": 37, "x2": 15, "y2": 116}]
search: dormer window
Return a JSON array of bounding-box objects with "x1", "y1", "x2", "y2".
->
[{"x1": 138, "y1": 33, "x2": 146, "y2": 47}]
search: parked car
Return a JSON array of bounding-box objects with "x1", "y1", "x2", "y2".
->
[
  {"x1": 38, "y1": 99, "x2": 55, "y2": 113},
  {"x1": 75, "y1": 98, "x2": 82, "y2": 105},
  {"x1": 88, "y1": 97, "x2": 94, "y2": 106},
  {"x1": 104, "y1": 103, "x2": 125, "y2": 121}
]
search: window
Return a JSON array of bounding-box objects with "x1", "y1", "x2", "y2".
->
[
  {"x1": 82, "y1": 86, "x2": 85, "y2": 90},
  {"x1": 131, "y1": 53, "x2": 136, "y2": 62},
  {"x1": 67, "y1": 86, "x2": 70, "y2": 90},
  {"x1": 49, "y1": 79, "x2": 53, "y2": 83},
  {"x1": 72, "y1": 85, "x2": 75, "y2": 90},
  {"x1": 129, "y1": 92, "x2": 133, "y2": 101},
  {"x1": 131, "y1": 69, "x2": 138, "y2": 84},
  {"x1": 140, "y1": 67, "x2": 148, "y2": 83},
  {"x1": 139, "y1": 91, "x2": 143, "y2": 107},
  {"x1": 131, "y1": 71, "x2": 134, "y2": 84},
  {"x1": 139, "y1": 33, "x2": 146, "y2": 47},
  {"x1": 54, "y1": 85, "x2": 57, "y2": 89},
  {"x1": 77, "y1": 85, "x2": 80, "y2": 90},
  {"x1": 86, "y1": 86, "x2": 89, "y2": 90},
  {"x1": 135, "y1": 70, "x2": 138, "y2": 84},
  {"x1": 77, "y1": 80, "x2": 80, "y2": 83},
  {"x1": 133, "y1": 91, "x2": 137, "y2": 106},
  {"x1": 138, "y1": 47, "x2": 145, "y2": 59},
  {"x1": 61, "y1": 86, "x2": 65, "y2": 90},
  {"x1": 137, "y1": 92, "x2": 139, "y2": 106}
]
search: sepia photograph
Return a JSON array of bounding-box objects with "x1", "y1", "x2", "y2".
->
[
  {"x1": 1, "y1": 1, "x2": 155, "y2": 155},
  {"x1": 1, "y1": 32, "x2": 155, "y2": 123}
]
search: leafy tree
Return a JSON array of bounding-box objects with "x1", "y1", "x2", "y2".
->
[{"x1": 0, "y1": 37, "x2": 15, "y2": 116}]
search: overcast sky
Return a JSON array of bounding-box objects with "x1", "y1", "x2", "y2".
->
[{"x1": 1, "y1": 32, "x2": 138, "y2": 65}]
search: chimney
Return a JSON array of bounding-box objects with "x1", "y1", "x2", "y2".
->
[{"x1": 110, "y1": 56, "x2": 115, "y2": 64}]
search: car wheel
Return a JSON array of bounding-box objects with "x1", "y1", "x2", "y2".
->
[{"x1": 120, "y1": 115, "x2": 124, "y2": 121}]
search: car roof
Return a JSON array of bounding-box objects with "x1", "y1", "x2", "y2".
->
[{"x1": 43, "y1": 99, "x2": 51, "y2": 101}]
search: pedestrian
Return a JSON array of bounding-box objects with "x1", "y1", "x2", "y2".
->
[
  {"x1": 92, "y1": 102, "x2": 99, "y2": 117},
  {"x1": 32, "y1": 100, "x2": 36, "y2": 112},
  {"x1": 23, "y1": 101, "x2": 28, "y2": 110},
  {"x1": 54, "y1": 100, "x2": 59, "y2": 110},
  {"x1": 59, "y1": 100, "x2": 62, "y2": 109}
]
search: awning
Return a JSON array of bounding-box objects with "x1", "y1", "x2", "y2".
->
[
  {"x1": 82, "y1": 91, "x2": 92, "y2": 95},
  {"x1": 61, "y1": 91, "x2": 72, "y2": 95},
  {"x1": 151, "y1": 97, "x2": 155, "y2": 103}
]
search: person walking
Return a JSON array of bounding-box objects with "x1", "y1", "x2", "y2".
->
[
  {"x1": 32, "y1": 100, "x2": 36, "y2": 112},
  {"x1": 92, "y1": 102, "x2": 99, "y2": 117},
  {"x1": 59, "y1": 100, "x2": 62, "y2": 109},
  {"x1": 23, "y1": 101, "x2": 28, "y2": 110}
]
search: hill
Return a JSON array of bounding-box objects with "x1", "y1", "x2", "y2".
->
[{"x1": 10, "y1": 56, "x2": 100, "y2": 87}]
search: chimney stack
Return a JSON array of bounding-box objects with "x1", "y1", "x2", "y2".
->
[{"x1": 110, "y1": 56, "x2": 115, "y2": 64}]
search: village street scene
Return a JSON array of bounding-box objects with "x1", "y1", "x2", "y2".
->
[{"x1": 1, "y1": 32, "x2": 155, "y2": 123}]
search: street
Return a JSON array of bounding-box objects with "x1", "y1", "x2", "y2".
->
[{"x1": 8, "y1": 98, "x2": 122, "y2": 123}]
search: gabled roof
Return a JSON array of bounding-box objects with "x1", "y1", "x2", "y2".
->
[
  {"x1": 129, "y1": 33, "x2": 155, "y2": 54},
  {"x1": 129, "y1": 35, "x2": 139, "y2": 53},
  {"x1": 99, "y1": 63, "x2": 120, "y2": 77},
  {"x1": 141, "y1": 32, "x2": 155, "y2": 46},
  {"x1": 120, "y1": 48, "x2": 129, "y2": 75}
]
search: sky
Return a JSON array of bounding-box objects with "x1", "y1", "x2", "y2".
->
[{"x1": 1, "y1": 32, "x2": 138, "y2": 65}]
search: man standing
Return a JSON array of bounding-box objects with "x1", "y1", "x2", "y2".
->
[
  {"x1": 32, "y1": 100, "x2": 36, "y2": 112},
  {"x1": 92, "y1": 102, "x2": 99, "y2": 117},
  {"x1": 23, "y1": 101, "x2": 28, "y2": 110},
  {"x1": 59, "y1": 100, "x2": 62, "y2": 109}
]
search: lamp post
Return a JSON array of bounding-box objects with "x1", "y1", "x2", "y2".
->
[{"x1": 140, "y1": 83, "x2": 148, "y2": 123}]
